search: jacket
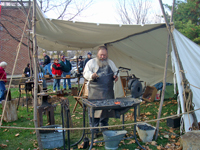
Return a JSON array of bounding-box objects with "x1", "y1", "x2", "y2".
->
[
  {"x1": 52, "y1": 63, "x2": 62, "y2": 76},
  {"x1": 59, "y1": 60, "x2": 72, "y2": 73},
  {"x1": 83, "y1": 58, "x2": 92, "y2": 68},
  {"x1": 43, "y1": 55, "x2": 51, "y2": 65},
  {"x1": 0, "y1": 67, "x2": 7, "y2": 83}
]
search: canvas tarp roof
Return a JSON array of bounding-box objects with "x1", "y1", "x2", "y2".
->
[
  {"x1": 36, "y1": 4, "x2": 173, "y2": 87},
  {"x1": 35, "y1": 5, "x2": 200, "y2": 132}
]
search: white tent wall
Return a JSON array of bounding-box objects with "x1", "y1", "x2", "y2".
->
[
  {"x1": 108, "y1": 27, "x2": 174, "y2": 87},
  {"x1": 172, "y1": 29, "x2": 200, "y2": 132}
]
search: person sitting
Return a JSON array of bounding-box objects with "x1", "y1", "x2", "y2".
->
[
  {"x1": 24, "y1": 63, "x2": 31, "y2": 77},
  {"x1": 43, "y1": 53, "x2": 52, "y2": 75},
  {"x1": 52, "y1": 59, "x2": 62, "y2": 92}
]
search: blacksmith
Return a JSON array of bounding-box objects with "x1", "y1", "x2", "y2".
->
[{"x1": 83, "y1": 46, "x2": 119, "y2": 136}]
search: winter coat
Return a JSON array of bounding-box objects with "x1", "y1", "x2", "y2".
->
[
  {"x1": 0, "y1": 67, "x2": 7, "y2": 83},
  {"x1": 52, "y1": 63, "x2": 62, "y2": 76},
  {"x1": 59, "y1": 60, "x2": 72, "y2": 73}
]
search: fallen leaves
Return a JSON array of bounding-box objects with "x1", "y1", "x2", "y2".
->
[
  {"x1": 0, "y1": 144, "x2": 7, "y2": 148},
  {"x1": 3, "y1": 129, "x2": 8, "y2": 132},
  {"x1": 126, "y1": 139, "x2": 135, "y2": 144},
  {"x1": 15, "y1": 133, "x2": 20, "y2": 137}
]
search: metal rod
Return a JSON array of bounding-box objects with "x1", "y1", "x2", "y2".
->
[
  {"x1": 61, "y1": 104, "x2": 66, "y2": 150},
  {"x1": 89, "y1": 109, "x2": 95, "y2": 150},
  {"x1": 66, "y1": 105, "x2": 70, "y2": 150},
  {"x1": 70, "y1": 104, "x2": 85, "y2": 147},
  {"x1": 134, "y1": 106, "x2": 146, "y2": 150}
]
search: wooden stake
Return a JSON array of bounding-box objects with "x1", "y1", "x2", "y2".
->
[
  {"x1": 155, "y1": 0, "x2": 175, "y2": 140},
  {"x1": 32, "y1": 0, "x2": 43, "y2": 149}
]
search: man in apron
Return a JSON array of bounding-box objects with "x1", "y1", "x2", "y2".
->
[{"x1": 83, "y1": 46, "x2": 119, "y2": 137}]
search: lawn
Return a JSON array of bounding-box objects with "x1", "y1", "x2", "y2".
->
[{"x1": 0, "y1": 84, "x2": 182, "y2": 150}]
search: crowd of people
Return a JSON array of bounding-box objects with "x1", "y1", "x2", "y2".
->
[
  {"x1": 0, "y1": 46, "x2": 119, "y2": 139},
  {"x1": 41, "y1": 52, "x2": 93, "y2": 92}
]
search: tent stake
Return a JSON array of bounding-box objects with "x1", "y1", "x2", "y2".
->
[
  {"x1": 32, "y1": 0, "x2": 43, "y2": 149},
  {"x1": 155, "y1": 0, "x2": 175, "y2": 140}
]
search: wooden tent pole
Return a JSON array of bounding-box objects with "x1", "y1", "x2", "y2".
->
[
  {"x1": 32, "y1": 0, "x2": 43, "y2": 149},
  {"x1": 155, "y1": 0, "x2": 175, "y2": 140},
  {"x1": 28, "y1": 0, "x2": 33, "y2": 78}
]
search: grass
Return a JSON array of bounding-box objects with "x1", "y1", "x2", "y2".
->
[{"x1": 0, "y1": 84, "x2": 182, "y2": 150}]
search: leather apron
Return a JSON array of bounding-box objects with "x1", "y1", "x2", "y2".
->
[{"x1": 88, "y1": 65, "x2": 115, "y2": 118}]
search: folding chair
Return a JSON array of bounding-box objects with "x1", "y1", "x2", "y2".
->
[{"x1": 73, "y1": 80, "x2": 88, "y2": 113}]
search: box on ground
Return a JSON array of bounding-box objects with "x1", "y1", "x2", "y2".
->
[
  {"x1": 167, "y1": 116, "x2": 181, "y2": 128},
  {"x1": 142, "y1": 86, "x2": 157, "y2": 102}
]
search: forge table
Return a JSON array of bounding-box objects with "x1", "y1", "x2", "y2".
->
[{"x1": 74, "y1": 98, "x2": 145, "y2": 150}]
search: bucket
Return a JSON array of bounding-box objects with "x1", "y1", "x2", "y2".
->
[
  {"x1": 136, "y1": 123, "x2": 156, "y2": 143},
  {"x1": 103, "y1": 130, "x2": 127, "y2": 150},
  {"x1": 39, "y1": 125, "x2": 64, "y2": 149}
]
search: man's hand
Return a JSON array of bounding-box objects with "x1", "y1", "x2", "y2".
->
[
  {"x1": 92, "y1": 73, "x2": 98, "y2": 79},
  {"x1": 113, "y1": 75, "x2": 118, "y2": 82}
]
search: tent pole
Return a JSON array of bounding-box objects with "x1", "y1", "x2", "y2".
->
[
  {"x1": 28, "y1": 0, "x2": 33, "y2": 78},
  {"x1": 32, "y1": 0, "x2": 43, "y2": 149},
  {"x1": 155, "y1": 0, "x2": 175, "y2": 140}
]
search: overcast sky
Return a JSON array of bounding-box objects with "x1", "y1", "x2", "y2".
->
[
  {"x1": 73, "y1": 0, "x2": 174, "y2": 24},
  {"x1": 45, "y1": 0, "x2": 174, "y2": 24}
]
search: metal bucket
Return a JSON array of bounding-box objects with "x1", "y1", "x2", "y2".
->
[
  {"x1": 103, "y1": 130, "x2": 127, "y2": 150},
  {"x1": 136, "y1": 123, "x2": 156, "y2": 143},
  {"x1": 40, "y1": 125, "x2": 64, "y2": 149}
]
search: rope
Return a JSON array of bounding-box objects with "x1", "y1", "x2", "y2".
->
[
  {"x1": 0, "y1": 5, "x2": 32, "y2": 127},
  {"x1": 1, "y1": 106, "x2": 200, "y2": 131},
  {"x1": 182, "y1": 79, "x2": 199, "y2": 129}
]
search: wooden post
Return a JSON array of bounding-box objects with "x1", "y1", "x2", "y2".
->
[
  {"x1": 155, "y1": 0, "x2": 177, "y2": 140},
  {"x1": 32, "y1": 0, "x2": 43, "y2": 149}
]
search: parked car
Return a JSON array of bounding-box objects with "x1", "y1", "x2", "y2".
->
[{"x1": 71, "y1": 66, "x2": 77, "y2": 77}]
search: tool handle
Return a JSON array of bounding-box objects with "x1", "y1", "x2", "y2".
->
[{"x1": 118, "y1": 66, "x2": 131, "y2": 71}]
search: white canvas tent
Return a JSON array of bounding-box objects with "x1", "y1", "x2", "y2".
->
[{"x1": 35, "y1": 4, "x2": 200, "y2": 132}]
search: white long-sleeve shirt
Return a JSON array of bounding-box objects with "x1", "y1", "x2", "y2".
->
[{"x1": 83, "y1": 57, "x2": 118, "y2": 81}]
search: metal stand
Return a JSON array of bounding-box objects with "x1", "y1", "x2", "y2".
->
[
  {"x1": 60, "y1": 98, "x2": 71, "y2": 150},
  {"x1": 17, "y1": 81, "x2": 34, "y2": 112},
  {"x1": 37, "y1": 93, "x2": 55, "y2": 127},
  {"x1": 73, "y1": 98, "x2": 146, "y2": 150}
]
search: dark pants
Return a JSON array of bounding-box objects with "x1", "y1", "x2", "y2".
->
[
  {"x1": 88, "y1": 109, "x2": 109, "y2": 132},
  {"x1": 0, "y1": 81, "x2": 6, "y2": 101}
]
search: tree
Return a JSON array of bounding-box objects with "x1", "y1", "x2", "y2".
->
[
  {"x1": 38, "y1": 0, "x2": 94, "y2": 20},
  {"x1": 115, "y1": 0, "x2": 153, "y2": 25},
  {"x1": 165, "y1": 0, "x2": 200, "y2": 44}
]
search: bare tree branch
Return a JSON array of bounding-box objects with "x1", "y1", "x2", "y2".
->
[
  {"x1": 57, "y1": 0, "x2": 72, "y2": 19},
  {"x1": 116, "y1": 0, "x2": 153, "y2": 25},
  {"x1": 0, "y1": 22, "x2": 30, "y2": 48}
]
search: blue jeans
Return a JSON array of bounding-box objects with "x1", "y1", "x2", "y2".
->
[
  {"x1": 38, "y1": 73, "x2": 47, "y2": 88},
  {"x1": 52, "y1": 75, "x2": 60, "y2": 91},
  {"x1": 0, "y1": 81, "x2": 6, "y2": 101},
  {"x1": 62, "y1": 71, "x2": 71, "y2": 89},
  {"x1": 44, "y1": 63, "x2": 52, "y2": 75}
]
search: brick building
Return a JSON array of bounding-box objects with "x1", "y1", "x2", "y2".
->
[{"x1": 0, "y1": 1, "x2": 31, "y2": 75}]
